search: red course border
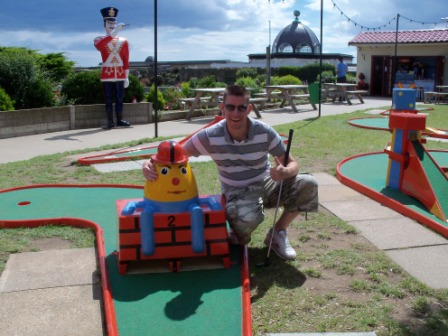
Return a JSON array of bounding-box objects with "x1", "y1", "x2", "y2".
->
[{"x1": 0, "y1": 183, "x2": 252, "y2": 336}]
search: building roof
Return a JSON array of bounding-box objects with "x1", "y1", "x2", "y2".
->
[
  {"x1": 349, "y1": 29, "x2": 448, "y2": 45},
  {"x1": 247, "y1": 52, "x2": 353, "y2": 61},
  {"x1": 272, "y1": 10, "x2": 321, "y2": 55}
]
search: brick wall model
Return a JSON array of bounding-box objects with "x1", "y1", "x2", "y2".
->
[{"x1": 116, "y1": 197, "x2": 231, "y2": 274}]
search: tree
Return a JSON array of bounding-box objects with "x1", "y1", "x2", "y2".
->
[
  {"x1": 37, "y1": 52, "x2": 75, "y2": 83},
  {"x1": 0, "y1": 48, "x2": 54, "y2": 109}
]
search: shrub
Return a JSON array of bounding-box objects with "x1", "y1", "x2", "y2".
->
[
  {"x1": 277, "y1": 74, "x2": 302, "y2": 85},
  {"x1": 255, "y1": 74, "x2": 267, "y2": 87},
  {"x1": 145, "y1": 84, "x2": 165, "y2": 110},
  {"x1": 124, "y1": 75, "x2": 145, "y2": 103},
  {"x1": 36, "y1": 52, "x2": 75, "y2": 83},
  {"x1": 0, "y1": 87, "x2": 14, "y2": 111},
  {"x1": 215, "y1": 81, "x2": 227, "y2": 88},
  {"x1": 275, "y1": 63, "x2": 335, "y2": 84},
  {"x1": 236, "y1": 68, "x2": 258, "y2": 79},
  {"x1": 61, "y1": 71, "x2": 144, "y2": 105},
  {"x1": 163, "y1": 87, "x2": 183, "y2": 110},
  {"x1": 235, "y1": 77, "x2": 261, "y2": 95},
  {"x1": 0, "y1": 50, "x2": 54, "y2": 109},
  {"x1": 180, "y1": 82, "x2": 191, "y2": 97},
  {"x1": 317, "y1": 70, "x2": 336, "y2": 83},
  {"x1": 61, "y1": 71, "x2": 103, "y2": 104},
  {"x1": 192, "y1": 75, "x2": 216, "y2": 88},
  {"x1": 269, "y1": 76, "x2": 281, "y2": 85}
]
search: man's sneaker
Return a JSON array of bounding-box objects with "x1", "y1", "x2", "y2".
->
[{"x1": 264, "y1": 229, "x2": 297, "y2": 260}]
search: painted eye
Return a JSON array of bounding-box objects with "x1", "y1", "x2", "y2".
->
[
  {"x1": 181, "y1": 167, "x2": 188, "y2": 175},
  {"x1": 160, "y1": 167, "x2": 169, "y2": 175}
]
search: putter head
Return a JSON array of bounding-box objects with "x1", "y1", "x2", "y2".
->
[{"x1": 256, "y1": 257, "x2": 271, "y2": 267}]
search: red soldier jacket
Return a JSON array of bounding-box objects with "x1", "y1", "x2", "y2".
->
[{"x1": 94, "y1": 35, "x2": 129, "y2": 81}]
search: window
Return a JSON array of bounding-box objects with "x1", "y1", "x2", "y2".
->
[
  {"x1": 278, "y1": 43, "x2": 293, "y2": 53},
  {"x1": 296, "y1": 44, "x2": 312, "y2": 53}
]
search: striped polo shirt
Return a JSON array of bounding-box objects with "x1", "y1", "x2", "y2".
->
[{"x1": 183, "y1": 118, "x2": 285, "y2": 189}]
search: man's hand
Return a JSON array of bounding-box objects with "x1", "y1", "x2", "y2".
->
[
  {"x1": 270, "y1": 157, "x2": 288, "y2": 182},
  {"x1": 142, "y1": 160, "x2": 158, "y2": 181}
]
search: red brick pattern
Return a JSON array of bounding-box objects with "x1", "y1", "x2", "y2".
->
[{"x1": 116, "y1": 197, "x2": 230, "y2": 274}]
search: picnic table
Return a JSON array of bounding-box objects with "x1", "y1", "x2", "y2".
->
[
  {"x1": 185, "y1": 87, "x2": 225, "y2": 120},
  {"x1": 425, "y1": 85, "x2": 448, "y2": 104},
  {"x1": 323, "y1": 83, "x2": 367, "y2": 105},
  {"x1": 264, "y1": 85, "x2": 316, "y2": 113}
]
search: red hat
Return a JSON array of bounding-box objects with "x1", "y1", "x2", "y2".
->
[{"x1": 151, "y1": 140, "x2": 188, "y2": 164}]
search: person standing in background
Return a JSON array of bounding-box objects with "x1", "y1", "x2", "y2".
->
[
  {"x1": 336, "y1": 56, "x2": 348, "y2": 83},
  {"x1": 94, "y1": 7, "x2": 131, "y2": 129},
  {"x1": 336, "y1": 56, "x2": 348, "y2": 101}
]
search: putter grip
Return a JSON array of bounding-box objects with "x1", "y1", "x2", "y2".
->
[{"x1": 283, "y1": 129, "x2": 294, "y2": 166}]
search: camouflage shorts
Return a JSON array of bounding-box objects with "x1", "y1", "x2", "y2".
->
[{"x1": 224, "y1": 173, "x2": 319, "y2": 244}]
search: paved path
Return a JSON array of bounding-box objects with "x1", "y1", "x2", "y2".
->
[
  {"x1": 1, "y1": 97, "x2": 448, "y2": 336},
  {"x1": 0, "y1": 98, "x2": 390, "y2": 164}
]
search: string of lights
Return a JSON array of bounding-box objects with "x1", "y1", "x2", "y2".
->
[
  {"x1": 398, "y1": 13, "x2": 442, "y2": 27},
  {"x1": 330, "y1": 0, "x2": 443, "y2": 31}
]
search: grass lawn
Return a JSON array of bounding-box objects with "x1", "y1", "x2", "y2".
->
[{"x1": 1, "y1": 105, "x2": 448, "y2": 335}]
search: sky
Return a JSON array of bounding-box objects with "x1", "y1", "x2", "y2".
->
[{"x1": 1, "y1": 0, "x2": 447, "y2": 67}]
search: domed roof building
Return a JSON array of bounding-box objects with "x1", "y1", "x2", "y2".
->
[
  {"x1": 272, "y1": 10, "x2": 321, "y2": 55},
  {"x1": 248, "y1": 10, "x2": 352, "y2": 68}
]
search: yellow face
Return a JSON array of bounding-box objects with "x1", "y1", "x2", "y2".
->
[{"x1": 144, "y1": 162, "x2": 199, "y2": 202}]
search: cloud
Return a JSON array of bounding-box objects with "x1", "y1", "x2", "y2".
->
[{"x1": 1, "y1": 0, "x2": 446, "y2": 66}]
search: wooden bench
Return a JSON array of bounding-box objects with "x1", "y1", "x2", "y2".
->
[
  {"x1": 179, "y1": 97, "x2": 211, "y2": 110},
  {"x1": 424, "y1": 91, "x2": 436, "y2": 104},
  {"x1": 256, "y1": 91, "x2": 282, "y2": 100},
  {"x1": 290, "y1": 93, "x2": 310, "y2": 99},
  {"x1": 249, "y1": 97, "x2": 268, "y2": 118},
  {"x1": 345, "y1": 90, "x2": 368, "y2": 105},
  {"x1": 290, "y1": 94, "x2": 316, "y2": 110},
  {"x1": 434, "y1": 92, "x2": 448, "y2": 104},
  {"x1": 425, "y1": 92, "x2": 448, "y2": 104},
  {"x1": 322, "y1": 88, "x2": 338, "y2": 101}
]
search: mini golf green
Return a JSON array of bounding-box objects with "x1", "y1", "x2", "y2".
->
[
  {"x1": 347, "y1": 116, "x2": 389, "y2": 131},
  {"x1": 337, "y1": 151, "x2": 448, "y2": 238},
  {"x1": 347, "y1": 116, "x2": 448, "y2": 139},
  {"x1": 0, "y1": 185, "x2": 247, "y2": 336}
]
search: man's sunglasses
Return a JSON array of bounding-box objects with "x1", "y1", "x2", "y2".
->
[{"x1": 224, "y1": 104, "x2": 248, "y2": 112}]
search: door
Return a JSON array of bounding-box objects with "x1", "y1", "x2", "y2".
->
[
  {"x1": 370, "y1": 56, "x2": 393, "y2": 97},
  {"x1": 435, "y1": 56, "x2": 445, "y2": 86}
]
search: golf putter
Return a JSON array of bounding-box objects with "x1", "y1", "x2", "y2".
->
[{"x1": 257, "y1": 128, "x2": 294, "y2": 267}]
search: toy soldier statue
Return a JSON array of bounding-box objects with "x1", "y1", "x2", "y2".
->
[{"x1": 94, "y1": 7, "x2": 131, "y2": 129}]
